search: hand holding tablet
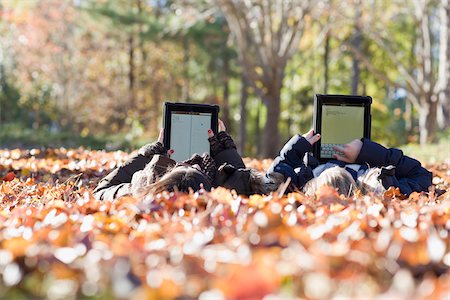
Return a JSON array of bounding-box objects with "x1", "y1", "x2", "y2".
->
[
  {"x1": 157, "y1": 128, "x2": 164, "y2": 143},
  {"x1": 303, "y1": 129, "x2": 321, "y2": 145},
  {"x1": 163, "y1": 102, "x2": 219, "y2": 162},
  {"x1": 332, "y1": 139, "x2": 363, "y2": 163},
  {"x1": 218, "y1": 119, "x2": 226, "y2": 132},
  {"x1": 312, "y1": 94, "x2": 371, "y2": 162}
]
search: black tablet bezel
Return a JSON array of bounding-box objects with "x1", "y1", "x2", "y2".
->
[
  {"x1": 312, "y1": 94, "x2": 372, "y2": 162},
  {"x1": 163, "y1": 102, "x2": 220, "y2": 157}
]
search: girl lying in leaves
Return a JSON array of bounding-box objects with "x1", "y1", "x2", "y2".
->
[
  {"x1": 266, "y1": 130, "x2": 433, "y2": 196},
  {"x1": 94, "y1": 121, "x2": 277, "y2": 201}
]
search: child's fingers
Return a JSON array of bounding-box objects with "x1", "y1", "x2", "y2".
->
[
  {"x1": 168, "y1": 149, "x2": 174, "y2": 157},
  {"x1": 306, "y1": 133, "x2": 320, "y2": 145},
  {"x1": 333, "y1": 153, "x2": 350, "y2": 163},
  {"x1": 218, "y1": 119, "x2": 226, "y2": 132},
  {"x1": 333, "y1": 145, "x2": 346, "y2": 153},
  {"x1": 158, "y1": 128, "x2": 164, "y2": 143},
  {"x1": 207, "y1": 129, "x2": 214, "y2": 138},
  {"x1": 303, "y1": 129, "x2": 314, "y2": 138},
  {"x1": 310, "y1": 133, "x2": 320, "y2": 144}
]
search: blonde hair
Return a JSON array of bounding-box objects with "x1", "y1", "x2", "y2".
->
[
  {"x1": 303, "y1": 166, "x2": 357, "y2": 196},
  {"x1": 302, "y1": 166, "x2": 386, "y2": 197},
  {"x1": 357, "y1": 167, "x2": 386, "y2": 195}
]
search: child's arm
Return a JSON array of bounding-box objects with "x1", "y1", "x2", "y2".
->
[
  {"x1": 355, "y1": 139, "x2": 432, "y2": 194},
  {"x1": 209, "y1": 131, "x2": 245, "y2": 168},
  {"x1": 266, "y1": 130, "x2": 320, "y2": 188},
  {"x1": 93, "y1": 141, "x2": 167, "y2": 200},
  {"x1": 208, "y1": 121, "x2": 245, "y2": 169},
  {"x1": 273, "y1": 130, "x2": 320, "y2": 168}
]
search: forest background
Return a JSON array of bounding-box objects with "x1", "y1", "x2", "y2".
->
[{"x1": 0, "y1": 0, "x2": 449, "y2": 159}]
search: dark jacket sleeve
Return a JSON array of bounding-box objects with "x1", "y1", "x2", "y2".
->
[
  {"x1": 356, "y1": 138, "x2": 432, "y2": 194},
  {"x1": 266, "y1": 135, "x2": 315, "y2": 189},
  {"x1": 209, "y1": 131, "x2": 245, "y2": 169},
  {"x1": 93, "y1": 142, "x2": 167, "y2": 200}
]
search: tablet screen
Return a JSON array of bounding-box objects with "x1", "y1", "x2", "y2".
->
[
  {"x1": 320, "y1": 105, "x2": 364, "y2": 158},
  {"x1": 170, "y1": 111, "x2": 211, "y2": 161}
]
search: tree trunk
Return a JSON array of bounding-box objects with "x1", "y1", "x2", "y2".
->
[
  {"x1": 418, "y1": 103, "x2": 428, "y2": 146},
  {"x1": 419, "y1": 98, "x2": 438, "y2": 145},
  {"x1": 256, "y1": 99, "x2": 261, "y2": 156},
  {"x1": 437, "y1": 0, "x2": 450, "y2": 129},
  {"x1": 405, "y1": 98, "x2": 412, "y2": 133},
  {"x1": 427, "y1": 100, "x2": 438, "y2": 143},
  {"x1": 239, "y1": 72, "x2": 248, "y2": 154},
  {"x1": 128, "y1": 34, "x2": 135, "y2": 110},
  {"x1": 446, "y1": 0, "x2": 450, "y2": 127},
  {"x1": 218, "y1": 0, "x2": 309, "y2": 156},
  {"x1": 351, "y1": 0, "x2": 361, "y2": 95},
  {"x1": 182, "y1": 37, "x2": 190, "y2": 101},
  {"x1": 222, "y1": 49, "x2": 231, "y2": 129},
  {"x1": 0, "y1": 65, "x2": 4, "y2": 125},
  {"x1": 261, "y1": 64, "x2": 285, "y2": 157},
  {"x1": 262, "y1": 92, "x2": 281, "y2": 158},
  {"x1": 324, "y1": 32, "x2": 330, "y2": 93},
  {"x1": 137, "y1": 0, "x2": 147, "y2": 117}
]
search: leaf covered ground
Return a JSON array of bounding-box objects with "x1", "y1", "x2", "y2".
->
[{"x1": 0, "y1": 148, "x2": 449, "y2": 300}]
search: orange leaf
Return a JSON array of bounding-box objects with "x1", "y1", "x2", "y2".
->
[{"x1": 2, "y1": 172, "x2": 15, "y2": 182}]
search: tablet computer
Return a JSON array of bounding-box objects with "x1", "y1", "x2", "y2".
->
[
  {"x1": 163, "y1": 102, "x2": 220, "y2": 161},
  {"x1": 312, "y1": 94, "x2": 372, "y2": 162}
]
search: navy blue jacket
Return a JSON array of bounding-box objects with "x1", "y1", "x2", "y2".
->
[{"x1": 267, "y1": 135, "x2": 432, "y2": 195}]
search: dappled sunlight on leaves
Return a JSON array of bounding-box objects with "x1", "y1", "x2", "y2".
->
[{"x1": 0, "y1": 148, "x2": 449, "y2": 299}]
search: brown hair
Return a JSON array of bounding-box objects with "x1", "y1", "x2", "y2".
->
[{"x1": 135, "y1": 166, "x2": 212, "y2": 197}]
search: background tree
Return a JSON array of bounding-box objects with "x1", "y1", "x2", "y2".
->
[
  {"x1": 0, "y1": 0, "x2": 447, "y2": 153},
  {"x1": 217, "y1": 0, "x2": 312, "y2": 157},
  {"x1": 346, "y1": 0, "x2": 450, "y2": 144},
  {"x1": 437, "y1": 0, "x2": 449, "y2": 130}
]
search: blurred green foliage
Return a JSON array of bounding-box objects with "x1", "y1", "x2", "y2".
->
[
  {"x1": 0, "y1": 0, "x2": 448, "y2": 156},
  {"x1": 400, "y1": 136, "x2": 450, "y2": 164}
]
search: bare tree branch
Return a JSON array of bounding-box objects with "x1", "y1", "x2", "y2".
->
[{"x1": 365, "y1": 31, "x2": 422, "y2": 95}]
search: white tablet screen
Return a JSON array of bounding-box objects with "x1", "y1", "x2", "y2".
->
[
  {"x1": 170, "y1": 111, "x2": 211, "y2": 161},
  {"x1": 320, "y1": 105, "x2": 364, "y2": 158}
]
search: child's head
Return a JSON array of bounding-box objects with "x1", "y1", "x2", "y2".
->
[
  {"x1": 148, "y1": 165, "x2": 213, "y2": 194},
  {"x1": 303, "y1": 166, "x2": 357, "y2": 196},
  {"x1": 237, "y1": 168, "x2": 281, "y2": 195},
  {"x1": 357, "y1": 167, "x2": 386, "y2": 195},
  {"x1": 302, "y1": 166, "x2": 386, "y2": 197},
  {"x1": 132, "y1": 153, "x2": 215, "y2": 197}
]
